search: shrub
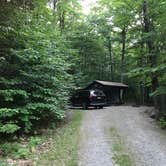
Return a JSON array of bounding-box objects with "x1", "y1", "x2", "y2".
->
[{"x1": 0, "y1": 1, "x2": 73, "y2": 136}]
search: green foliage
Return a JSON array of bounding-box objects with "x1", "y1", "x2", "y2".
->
[
  {"x1": 95, "y1": 0, "x2": 166, "y2": 110},
  {"x1": 158, "y1": 117, "x2": 166, "y2": 129},
  {"x1": 150, "y1": 86, "x2": 166, "y2": 97},
  {"x1": 0, "y1": 137, "x2": 42, "y2": 159},
  {"x1": 29, "y1": 137, "x2": 42, "y2": 146},
  {"x1": 1, "y1": 143, "x2": 31, "y2": 159},
  {"x1": 0, "y1": 143, "x2": 21, "y2": 156},
  {"x1": 0, "y1": 0, "x2": 73, "y2": 136},
  {"x1": 0, "y1": 90, "x2": 28, "y2": 102},
  {"x1": 0, "y1": 142, "x2": 31, "y2": 159},
  {"x1": 15, "y1": 148, "x2": 30, "y2": 159},
  {"x1": 0, "y1": 108, "x2": 19, "y2": 118},
  {"x1": 28, "y1": 137, "x2": 42, "y2": 152},
  {"x1": 0, "y1": 124, "x2": 20, "y2": 134}
]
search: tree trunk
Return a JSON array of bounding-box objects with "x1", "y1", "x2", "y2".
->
[
  {"x1": 53, "y1": 0, "x2": 58, "y2": 10},
  {"x1": 121, "y1": 26, "x2": 126, "y2": 83},
  {"x1": 143, "y1": 0, "x2": 158, "y2": 107},
  {"x1": 108, "y1": 37, "x2": 113, "y2": 80},
  {"x1": 161, "y1": 95, "x2": 166, "y2": 116},
  {"x1": 59, "y1": 11, "x2": 65, "y2": 31}
]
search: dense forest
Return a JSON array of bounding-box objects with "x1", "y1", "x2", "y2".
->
[{"x1": 0, "y1": 0, "x2": 166, "y2": 136}]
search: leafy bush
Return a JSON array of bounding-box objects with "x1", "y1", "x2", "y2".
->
[{"x1": 0, "y1": 1, "x2": 73, "y2": 136}]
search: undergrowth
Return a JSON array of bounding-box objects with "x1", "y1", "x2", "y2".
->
[{"x1": 0, "y1": 111, "x2": 82, "y2": 166}]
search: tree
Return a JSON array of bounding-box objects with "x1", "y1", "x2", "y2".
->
[{"x1": 0, "y1": 0, "x2": 73, "y2": 136}]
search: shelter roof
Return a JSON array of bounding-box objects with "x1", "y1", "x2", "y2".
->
[{"x1": 94, "y1": 80, "x2": 128, "y2": 88}]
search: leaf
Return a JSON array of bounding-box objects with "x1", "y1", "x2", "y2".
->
[
  {"x1": 150, "y1": 86, "x2": 166, "y2": 97},
  {"x1": 0, "y1": 124, "x2": 20, "y2": 134}
]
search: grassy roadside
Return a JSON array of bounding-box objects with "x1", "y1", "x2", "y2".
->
[
  {"x1": 110, "y1": 127, "x2": 134, "y2": 166},
  {"x1": 34, "y1": 110, "x2": 83, "y2": 166},
  {"x1": 0, "y1": 110, "x2": 83, "y2": 166}
]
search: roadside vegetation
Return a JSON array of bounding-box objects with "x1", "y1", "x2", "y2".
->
[
  {"x1": 0, "y1": 111, "x2": 82, "y2": 166},
  {"x1": 35, "y1": 111, "x2": 82, "y2": 166},
  {"x1": 110, "y1": 127, "x2": 134, "y2": 166}
]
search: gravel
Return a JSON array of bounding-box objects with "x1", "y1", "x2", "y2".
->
[
  {"x1": 78, "y1": 108, "x2": 114, "y2": 166},
  {"x1": 78, "y1": 106, "x2": 166, "y2": 166}
]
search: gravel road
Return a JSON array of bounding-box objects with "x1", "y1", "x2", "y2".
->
[{"x1": 78, "y1": 106, "x2": 166, "y2": 166}]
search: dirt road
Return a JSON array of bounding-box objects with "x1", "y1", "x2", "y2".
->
[{"x1": 78, "y1": 106, "x2": 166, "y2": 166}]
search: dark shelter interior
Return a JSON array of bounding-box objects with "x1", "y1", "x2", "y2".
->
[{"x1": 85, "y1": 80, "x2": 128, "y2": 104}]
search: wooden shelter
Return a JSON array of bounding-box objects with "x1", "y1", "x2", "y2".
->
[{"x1": 85, "y1": 80, "x2": 128, "y2": 104}]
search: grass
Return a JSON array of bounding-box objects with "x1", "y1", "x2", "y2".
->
[
  {"x1": 35, "y1": 111, "x2": 83, "y2": 166},
  {"x1": 110, "y1": 127, "x2": 134, "y2": 166},
  {"x1": 112, "y1": 154, "x2": 132, "y2": 166}
]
